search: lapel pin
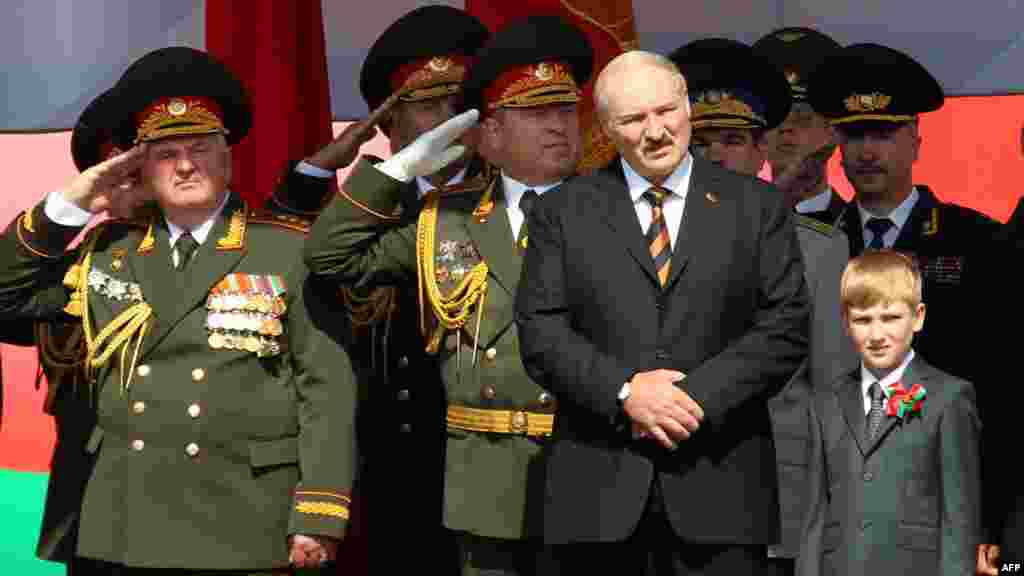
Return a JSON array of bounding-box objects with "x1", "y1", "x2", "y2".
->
[{"x1": 705, "y1": 191, "x2": 719, "y2": 204}]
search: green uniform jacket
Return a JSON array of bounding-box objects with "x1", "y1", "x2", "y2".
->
[
  {"x1": 305, "y1": 158, "x2": 554, "y2": 540},
  {"x1": 0, "y1": 193, "x2": 357, "y2": 570}
]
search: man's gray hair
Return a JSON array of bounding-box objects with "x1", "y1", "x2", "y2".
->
[{"x1": 594, "y1": 50, "x2": 687, "y2": 120}]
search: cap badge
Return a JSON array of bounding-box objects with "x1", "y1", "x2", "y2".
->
[
  {"x1": 167, "y1": 98, "x2": 188, "y2": 116},
  {"x1": 429, "y1": 56, "x2": 452, "y2": 72},
  {"x1": 534, "y1": 62, "x2": 554, "y2": 81},
  {"x1": 777, "y1": 31, "x2": 806, "y2": 42},
  {"x1": 844, "y1": 92, "x2": 892, "y2": 113}
]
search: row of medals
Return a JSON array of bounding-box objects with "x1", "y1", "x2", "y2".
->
[{"x1": 205, "y1": 292, "x2": 286, "y2": 357}]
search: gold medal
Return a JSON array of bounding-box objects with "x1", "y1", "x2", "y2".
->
[
  {"x1": 269, "y1": 318, "x2": 283, "y2": 337},
  {"x1": 244, "y1": 295, "x2": 259, "y2": 312},
  {"x1": 208, "y1": 332, "x2": 225, "y2": 349},
  {"x1": 244, "y1": 335, "x2": 261, "y2": 353},
  {"x1": 257, "y1": 294, "x2": 272, "y2": 314},
  {"x1": 272, "y1": 297, "x2": 287, "y2": 316}
]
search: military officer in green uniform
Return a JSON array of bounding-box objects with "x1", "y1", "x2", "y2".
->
[
  {"x1": 668, "y1": 39, "x2": 856, "y2": 576},
  {"x1": 0, "y1": 46, "x2": 357, "y2": 574},
  {"x1": 283, "y1": 7, "x2": 492, "y2": 574},
  {"x1": 808, "y1": 43, "x2": 1004, "y2": 572},
  {"x1": 305, "y1": 15, "x2": 592, "y2": 575},
  {"x1": 753, "y1": 27, "x2": 849, "y2": 225}
]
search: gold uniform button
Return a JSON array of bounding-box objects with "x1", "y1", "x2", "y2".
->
[
  {"x1": 397, "y1": 389, "x2": 410, "y2": 401},
  {"x1": 398, "y1": 356, "x2": 410, "y2": 368},
  {"x1": 191, "y1": 368, "x2": 205, "y2": 382},
  {"x1": 185, "y1": 443, "x2": 200, "y2": 457},
  {"x1": 131, "y1": 439, "x2": 145, "y2": 451},
  {"x1": 538, "y1": 392, "x2": 554, "y2": 406},
  {"x1": 481, "y1": 384, "x2": 497, "y2": 401},
  {"x1": 132, "y1": 401, "x2": 146, "y2": 414},
  {"x1": 187, "y1": 404, "x2": 201, "y2": 418},
  {"x1": 400, "y1": 423, "x2": 412, "y2": 433},
  {"x1": 136, "y1": 364, "x2": 151, "y2": 377},
  {"x1": 485, "y1": 348, "x2": 497, "y2": 361}
]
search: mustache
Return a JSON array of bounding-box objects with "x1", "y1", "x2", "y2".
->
[{"x1": 844, "y1": 161, "x2": 886, "y2": 174}]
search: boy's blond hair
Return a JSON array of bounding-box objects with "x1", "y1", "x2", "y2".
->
[{"x1": 840, "y1": 249, "x2": 922, "y2": 315}]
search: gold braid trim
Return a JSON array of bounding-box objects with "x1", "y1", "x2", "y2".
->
[
  {"x1": 416, "y1": 194, "x2": 489, "y2": 354},
  {"x1": 73, "y1": 231, "x2": 153, "y2": 394},
  {"x1": 295, "y1": 501, "x2": 350, "y2": 519},
  {"x1": 339, "y1": 285, "x2": 398, "y2": 328}
]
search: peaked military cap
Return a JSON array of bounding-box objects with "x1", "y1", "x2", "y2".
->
[
  {"x1": 459, "y1": 15, "x2": 593, "y2": 115},
  {"x1": 359, "y1": 6, "x2": 489, "y2": 112},
  {"x1": 808, "y1": 43, "x2": 944, "y2": 125},
  {"x1": 71, "y1": 88, "x2": 121, "y2": 172},
  {"x1": 669, "y1": 37, "x2": 791, "y2": 131},
  {"x1": 110, "y1": 46, "x2": 252, "y2": 146},
  {"x1": 752, "y1": 27, "x2": 842, "y2": 101}
]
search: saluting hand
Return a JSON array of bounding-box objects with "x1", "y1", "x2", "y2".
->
[
  {"x1": 376, "y1": 109, "x2": 479, "y2": 183},
  {"x1": 63, "y1": 144, "x2": 150, "y2": 219},
  {"x1": 306, "y1": 89, "x2": 403, "y2": 172}
]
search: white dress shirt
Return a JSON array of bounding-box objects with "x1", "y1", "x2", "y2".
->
[
  {"x1": 621, "y1": 154, "x2": 694, "y2": 250},
  {"x1": 502, "y1": 173, "x2": 562, "y2": 240},
  {"x1": 857, "y1": 186, "x2": 920, "y2": 249},
  {"x1": 860, "y1": 349, "x2": 915, "y2": 414},
  {"x1": 795, "y1": 186, "x2": 834, "y2": 214}
]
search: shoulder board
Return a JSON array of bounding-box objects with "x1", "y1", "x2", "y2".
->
[
  {"x1": 795, "y1": 214, "x2": 836, "y2": 237},
  {"x1": 246, "y1": 210, "x2": 311, "y2": 234},
  {"x1": 439, "y1": 163, "x2": 498, "y2": 197}
]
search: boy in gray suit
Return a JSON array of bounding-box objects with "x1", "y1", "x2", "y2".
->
[{"x1": 798, "y1": 250, "x2": 982, "y2": 576}]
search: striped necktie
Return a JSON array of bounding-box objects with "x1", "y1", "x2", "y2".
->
[
  {"x1": 866, "y1": 381, "x2": 885, "y2": 443},
  {"x1": 643, "y1": 187, "x2": 672, "y2": 287}
]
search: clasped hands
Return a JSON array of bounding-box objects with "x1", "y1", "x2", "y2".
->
[{"x1": 623, "y1": 369, "x2": 705, "y2": 450}]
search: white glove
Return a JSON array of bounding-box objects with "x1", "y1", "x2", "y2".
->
[{"x1": 377, "y1": 109, "x2": 479, "y2": 182}]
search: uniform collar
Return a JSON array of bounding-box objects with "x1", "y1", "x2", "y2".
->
[{"x1": 165, "y1": 190, "x2": 231, "y2": 246}]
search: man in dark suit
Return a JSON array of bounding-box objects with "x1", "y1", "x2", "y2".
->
[
  {"x1": 0, "y1": 47, "x2": 357, "y2": 574},
  {"x1": 806, "y1": 45, "x2": 1003, "y2": 572},
  {"x1": 753, "y1": 27, "x2": 847, "y2": 225},
  {"x1": 515, "y1": 50, "x2": 809, "y2": 574}
]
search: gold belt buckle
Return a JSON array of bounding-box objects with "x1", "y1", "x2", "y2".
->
[{"x1": 509, "y1": 410, "x2": 528, "y2": 434}]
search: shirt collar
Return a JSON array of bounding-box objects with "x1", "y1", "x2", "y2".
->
[
  {"x1": 501, "y1": 172, "x2": 562, "y2": 210},
  {"x1": 861, "y1": 349, "x2": 916, "y2": 401},
  {"x1": 166, "y1": 190, "x2": 231, "y2": 246},
  {"x1": 857, "y1": 186, "x2": 919, "y2": 231},
  {"x1": 416, "y1": 166, "x2": 468, "y2": 198},
  {"x1": 795, "y1": 186, "x2": 834, "y2": 214},
  {"x1": 622, "y1": 154, "x2": 693, "y2": 204}
]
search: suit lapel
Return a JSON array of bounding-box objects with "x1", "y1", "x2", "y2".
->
[
  {"x1": 838, "y1": 204, "x2": 865, "y2": 258},
  {"x1": 465, "y1": 179, "x2": 519, "y2": 297},
  {"x1": 127, "y1": 217, "x2": 179, "y2": 354},
  {"x1": 137, "y1": 194, "x2": 247, "y2": 356},
  {"x1": 601, "y1": 159, "x2": 661, "y2": 288},
  {"x1": 838, "y1": 371, "x2": 868, "y2": 456}
]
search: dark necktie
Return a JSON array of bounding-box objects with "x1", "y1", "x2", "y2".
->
[
  {"x1": 175, "y1": 232, "x2": 199, "y2": 271},
  {"x1": 643, "y1": 187, "x2": 672, "y2": 287},
  {"x1": 516, "y1": 189, "x2": 538, "y2": 251},
  {"x1": 866, "y1": 381, "x2": 885, "y2": 443},
  {"x1": 865, "y1": 217, "x2": 894, "y2": 250}
]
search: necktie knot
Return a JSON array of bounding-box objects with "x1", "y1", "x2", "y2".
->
[
  {"x1": 866, "y1": 381, "x2": 886, "y2": 442},
  {"x1": 175, "y1": 232, "x2": 199, "y2": 270},
  {"x1": 643, "y1": 186, "x2": 670, "y2": 208},
  {"x1": 865, "y1": 217, "x2": 894, "y2": 249},
  {"x1": 519, "y1": 189, "x2": 538, "y2": 218}
]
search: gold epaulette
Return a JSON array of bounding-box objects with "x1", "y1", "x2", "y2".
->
[
  {"x1": 246, "y1": 210, "x2": 311, "y2": 234},
  {"x1": 795, "y1": 214, "x2": 836, "y2": 237}
]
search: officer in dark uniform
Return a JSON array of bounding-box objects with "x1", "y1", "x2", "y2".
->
[
  {"x1": 670, "y1": 39, "x2": 856, "y2": 576},
  {"x1": 305, "y1": 15, "x2": 592, "y2": 575},
  {"x1": 0, "y1": 46, "x2": 357, "y2": 574},
  {"x1": 281, "y1": 6, "x2": 491, "y2": 574},
  {"x1": 809, "y1": 43, "x2": 1004, "y2": 571},
  {"x1": 753, "y1": 27, "x2": 849, "y2": 225}
]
